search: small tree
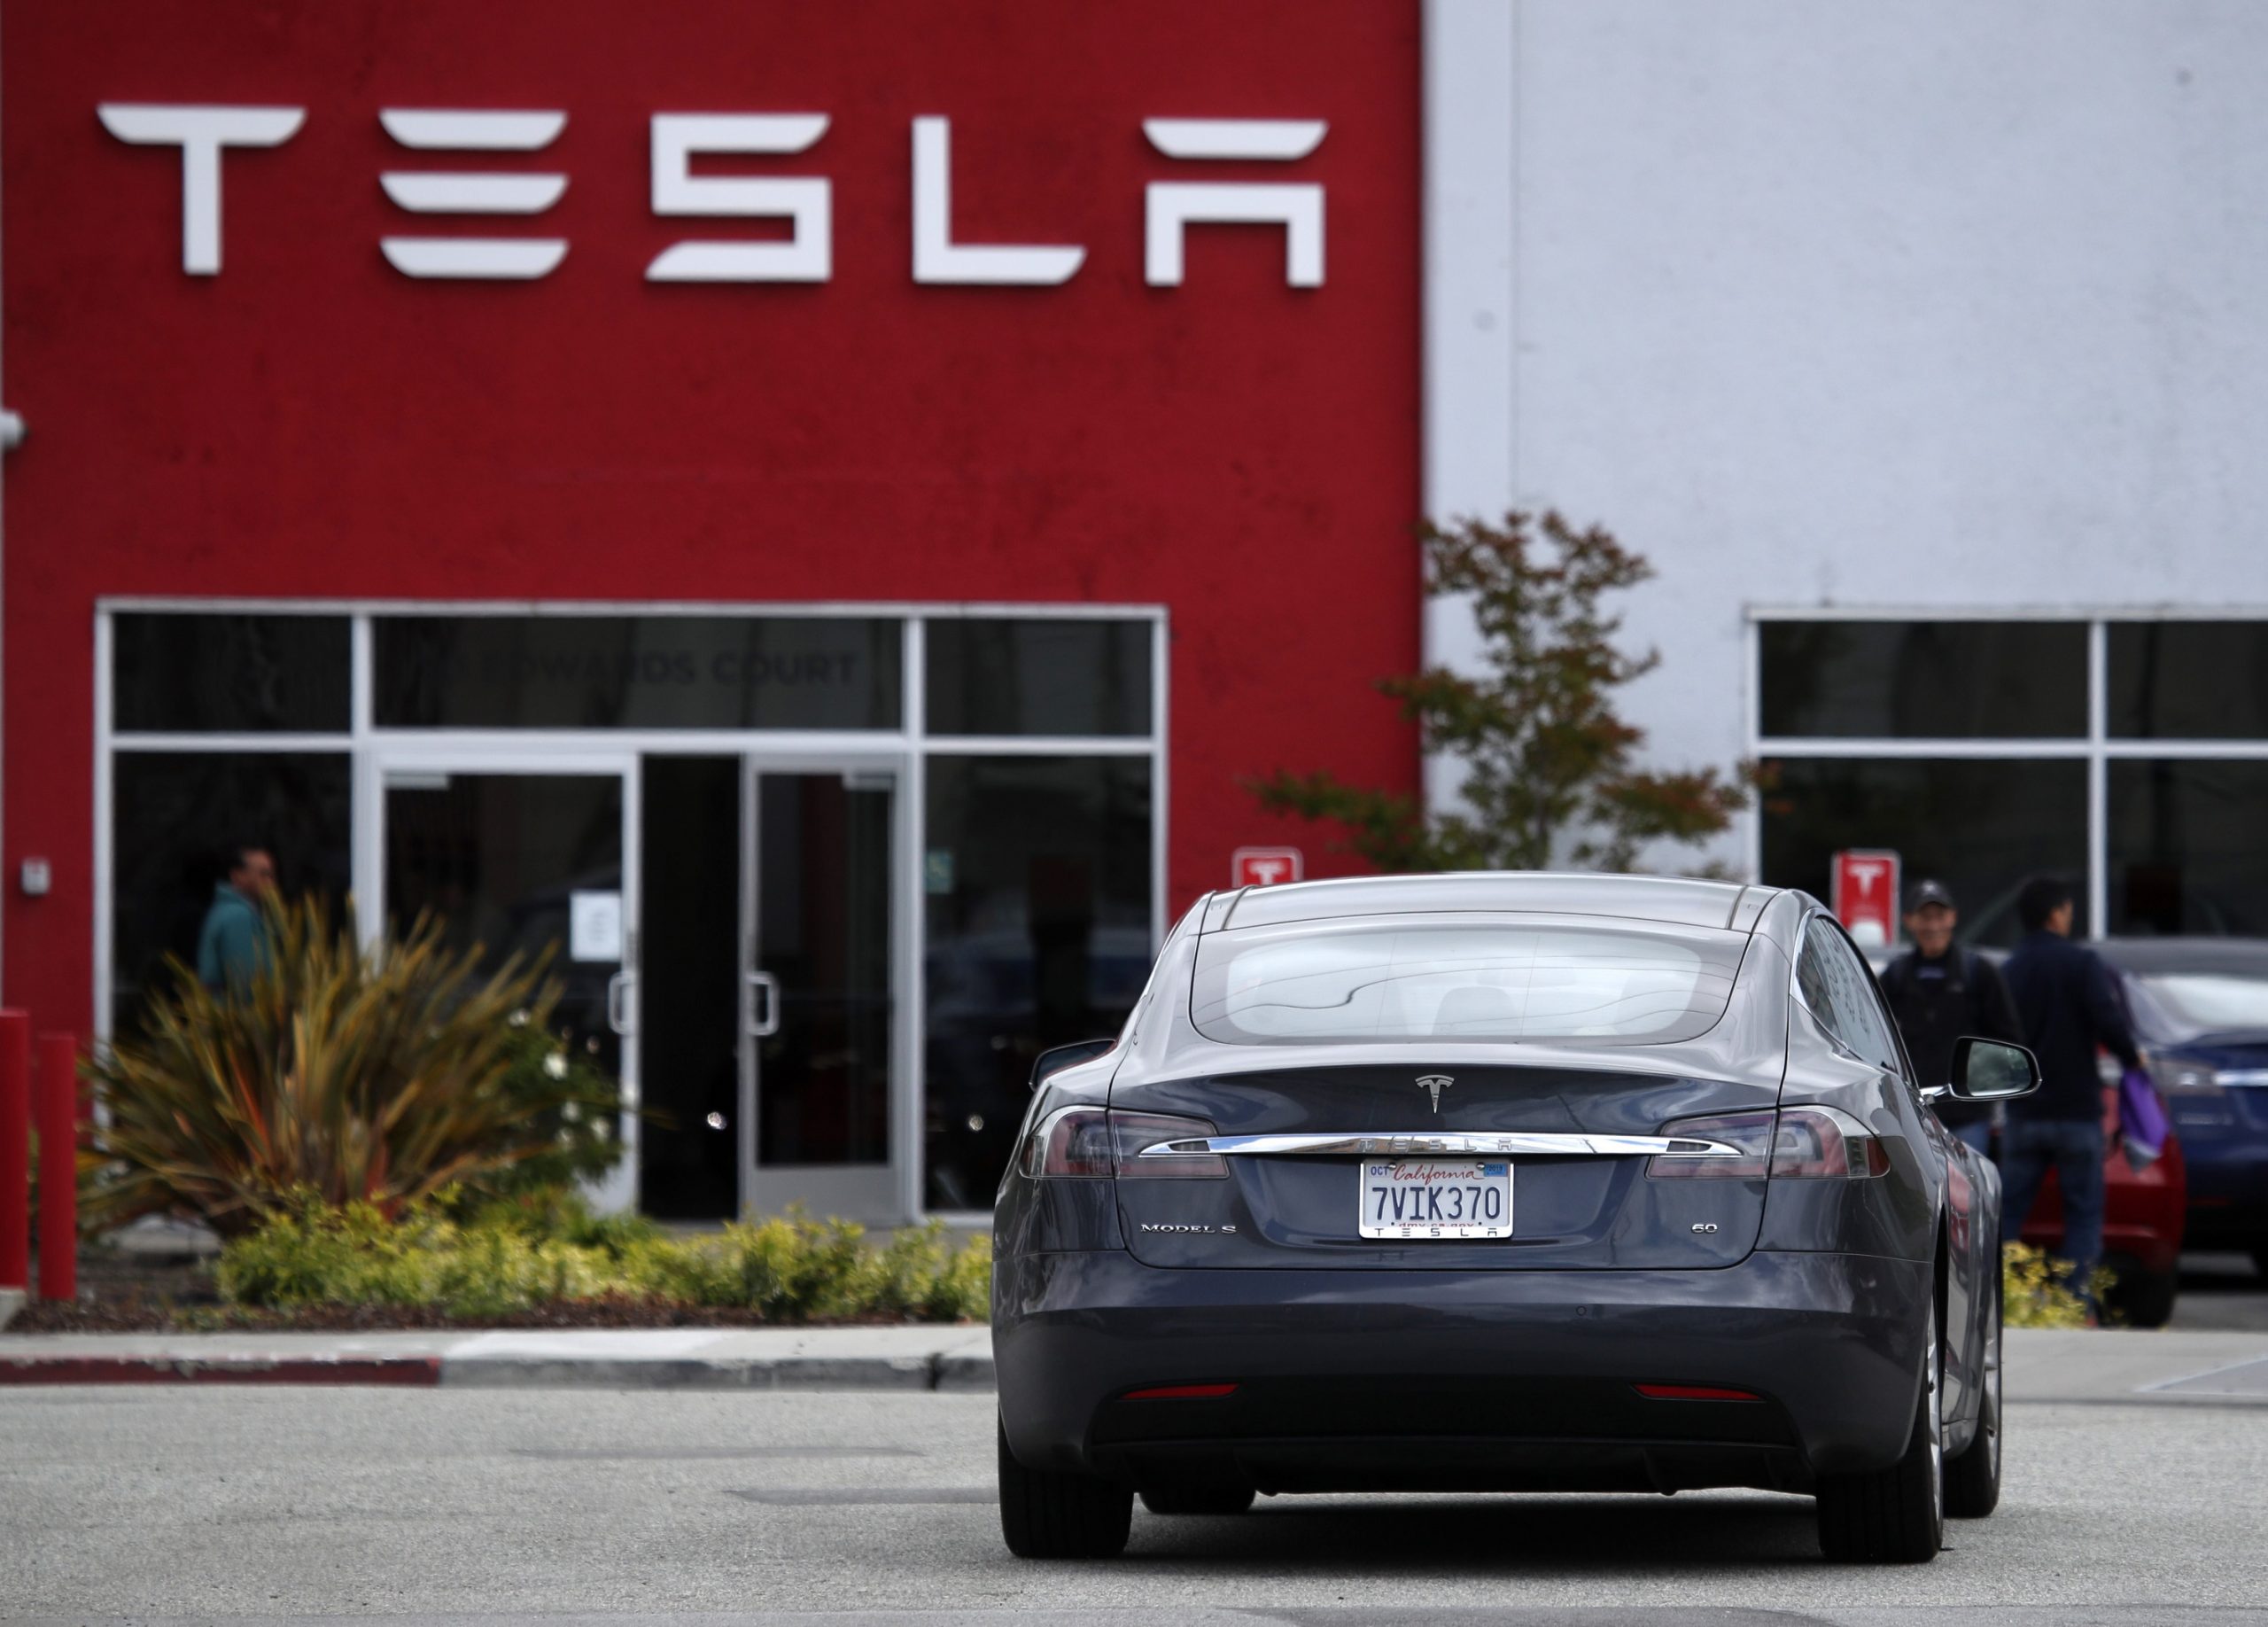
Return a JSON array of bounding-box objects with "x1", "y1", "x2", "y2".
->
[{"x1": 1250, "y1": 510, "x2": 1751, "y2": 873}]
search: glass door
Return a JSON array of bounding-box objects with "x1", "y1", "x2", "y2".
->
[
  {"x1": 376, "y1": 751, "x2": 641, "y2": 1213},
  {"x1": 742, "y1": 758, "x2": 907, "y2": 1220}
]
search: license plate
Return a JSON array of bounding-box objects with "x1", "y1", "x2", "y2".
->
[{"x1": 1358, "y1": 1159, "x2": 1512, "y2": 1239}]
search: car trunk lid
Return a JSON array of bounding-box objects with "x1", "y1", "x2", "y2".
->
[{"x1": 1113, "y1": 1061, "x2": 1775, "y2": 1270}]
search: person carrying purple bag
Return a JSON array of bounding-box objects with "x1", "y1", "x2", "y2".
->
[{"x1": 2000, "y1": 875, "x2": 2145, "y2": 1314}]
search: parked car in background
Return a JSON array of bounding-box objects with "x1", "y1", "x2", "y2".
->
[{"x1": 2096, "y1": 938, "x2": 2268, "y2": 1281}]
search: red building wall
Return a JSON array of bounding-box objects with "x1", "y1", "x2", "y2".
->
[{"x1": 1, "y1": 0, "x2": 1420, "y2": 1033}]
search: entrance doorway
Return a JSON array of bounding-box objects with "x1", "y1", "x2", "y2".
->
[
  {"x1": 377, "y1": 752, "x2": 641, "y2": 1213},
  {"x1": 741, "y1": 763, "x2": 905, "y2": 1218},
  {"x1": 633, "y1": 752, "x2": 913, "y2": 1223}
]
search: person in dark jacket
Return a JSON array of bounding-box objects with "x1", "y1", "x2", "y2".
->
[
  {"x1": 195, "y1": 843, "x2": 275, "y2": 993},
  {"x1": 1999, "y1": 874, "x2": 2142, "y2": 1308},
  {"x1": 1877, "y1": 879, "x2": 2024, "y2": 1158}
]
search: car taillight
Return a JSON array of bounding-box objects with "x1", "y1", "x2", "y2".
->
[
  {"x1": 1645, "y1": 1109, "x2": 1775, "y2": 1179},
  {"x1": 1019, "y1": 1108, "x2": 1225, "y2": 1179},
  {"x1": 1768, "y1": 1105, "x2": 1891, "y2": 1179},
  {"x1": 1108, "y1": 1110, "x2": 1228, "y2": 1178},
  {"x1": 1649, "y1": 1106, "x2": 1887, "y2": 1179}
]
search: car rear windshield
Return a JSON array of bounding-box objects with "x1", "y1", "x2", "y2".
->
[{"x1": 1190, "y1": 917, "x2": 1746, "y2": 1046}]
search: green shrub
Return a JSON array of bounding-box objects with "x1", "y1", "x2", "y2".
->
[
  {"x1": 2002, "y1": 1240, "x2": 2114, "y2": 1328},
  {"x1": 82, "y1": 897, "x2": 624, "y2": 1237},
  {"x1": 214, "y1": 1188, "x2": 991, "y2": 1323}
]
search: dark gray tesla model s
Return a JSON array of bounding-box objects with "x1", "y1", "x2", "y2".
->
[{"x1": 992, "y1": 873, "x2": 2039, "y2": 1564}]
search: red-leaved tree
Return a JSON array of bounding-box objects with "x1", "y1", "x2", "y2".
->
[{"x1": 1249, "y1": 510, "x2": 1752, "y2": 874}]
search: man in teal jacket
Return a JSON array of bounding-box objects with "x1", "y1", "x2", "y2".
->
[{"x1": 196, "y1": 844, "x2": 276, "y2": 993}]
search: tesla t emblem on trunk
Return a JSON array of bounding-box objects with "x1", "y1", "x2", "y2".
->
[{"x1": 1417, "y1": 1074, "x2": 1454, "y2": 1112}]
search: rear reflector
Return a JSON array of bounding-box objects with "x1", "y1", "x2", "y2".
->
[
  {"x1": 1122, "y1": 1382, "x2": 1239, "y2": 1400},
  {"x1": 1634, "y1": 1383, "x2": 1762, "y2": 1402}
]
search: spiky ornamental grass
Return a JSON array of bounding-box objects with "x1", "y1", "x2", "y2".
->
[{"x1": 82, "y1": 897, "x2": 622, "y2": 1237}]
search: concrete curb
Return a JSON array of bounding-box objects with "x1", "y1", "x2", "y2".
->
[
  {"x1": 0, "y1": 1327, "x2": 998, "y2": 1391},
  {"x1": 0, "y1": 1353, "x2": 441, "y2": 1386}
]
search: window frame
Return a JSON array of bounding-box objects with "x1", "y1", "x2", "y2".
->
[
  {"x1": 1750, "y1": 609, "x2": 2268, "y2": 939},
  {"x1": 94, "y1": 598, "x2": 1170, "y2": 1228}
]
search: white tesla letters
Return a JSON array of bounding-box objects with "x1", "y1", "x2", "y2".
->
[
  {"x1": 911, "y1": 116, "x2": 1084, "y2": 286},
  {"x1": 1141, "y1": 118, "x2": 1325, "y2": 288},
  {"x1": 647, "y1": 113, "x2": 832, "y2": 284},
  {"x1": 94, "y1": 104, "x2": 306, "y2": 276},
  {"x1": 96, "y1": 104, "x2": 1330, "y2": 288},
  {"x1": 378, "y1": 108, "x2": 569, "y2": 280}
]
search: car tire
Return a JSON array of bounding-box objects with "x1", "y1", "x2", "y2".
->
[
  {"x1": 1139, "y1": 1483, "x2": 1257, "y2": 1516},
  {"x1": 2253, "y1": 1247, "x2": 2268, "y2": 1284},
  {"x1": 1944, "y1": 1242, "x2": 2002, "y2": 1519},
  {"x1": 997, "y1": 1417, "x2": 1132, "y2": 1560},
  {"x1": 2104, "y1": 1259, "x2": 2179, "y2": 1329},
  {"x1": 1816, "y1": 1298, "x2": 1944, "y2": 1563}
]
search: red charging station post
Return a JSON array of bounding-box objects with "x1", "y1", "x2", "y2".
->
[
  {"x1": 36, "y1": 1031, "x2": 77, "y2": 1302},
  {"x1": 0, "y1": 1012, "x2": 27, "y2": 1289}
]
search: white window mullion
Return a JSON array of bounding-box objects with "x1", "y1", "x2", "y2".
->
[{"x1": 2086, "y1": 619, "x2": 2109, "y2": 938}]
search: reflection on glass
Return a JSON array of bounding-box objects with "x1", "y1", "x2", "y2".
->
[
  {"x1": 110, "y1": 752, "x2": 351, "y2": 1031},
  {"x1": 375, "y1": 616, "x2": 901, "y2": 729},
  {"x1": 925, "y1": 619, "x2": 1151, "y2": 736},
  {"x1": 922, "y1": 756, "x2": 1152, "y2": 1208},
  {"x1": 1759, "y1": 621, "x2": 2085, "y2": 739},
  {"x1": 114, "y1": 614, "x2": 350, "y2": 734},
  {"x1": 1960, "y1": 1039, "x2": 2033, "y2": 1098},
  {"x1": 1759, "y1": 758, "x2": 2088, "y2": 946},
  {"x1": 754, "y1": 774, "x2": 892, "y2": 1167},
  {"x1": 383, "y1": 774, "x2": 624, "y2": 1086},
  {"x1": 2109, "y1": 759, "x2": 2268, "y2": 936},
  {"x1": 2123, "y1": 972, "x2": 2268, "y2": 1042},
  {"x1": 1192, "y1": 925, "x2": 1731, "y2": 1044},
  {"x1": 2108, "y1": 622, "x2": 2268, "y2": 742}
]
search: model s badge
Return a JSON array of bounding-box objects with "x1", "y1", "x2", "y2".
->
[{"x1": 1417, "y1": 1074, "x2": 1454, "y2": 1112}]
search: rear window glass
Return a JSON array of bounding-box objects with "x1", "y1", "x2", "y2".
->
[
  {"x1": 1191, "y1": 920, "x2": 1745, "y2": 1046},
  {"x1": 2124, "y1": 972, "x2": 2268, "y2": 1043}
]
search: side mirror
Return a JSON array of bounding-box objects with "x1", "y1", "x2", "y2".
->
[
  {"x1": 1948, "y1": 1036, "x2": 2040, "y2": 1102},
  {"x1": 1030, "y1": 1038, "x2": 1115, "y2": 1090}
]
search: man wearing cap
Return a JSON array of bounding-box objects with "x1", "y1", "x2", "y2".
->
[{"x1": 1876, "y1": 879, "x2": 2025, "y2": 1156}]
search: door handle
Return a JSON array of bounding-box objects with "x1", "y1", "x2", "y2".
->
[
  {"x1": 606, "y1": 971, "x2": 637, "y2": 1036},
  {"x1": 747, "y1": 970, "x2": 781, "y2": 1038}
]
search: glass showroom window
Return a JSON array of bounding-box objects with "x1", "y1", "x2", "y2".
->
[
  {"x1": 920, "y1": 619, "x2": 1158, "y2": 1211},
  {"x1": 105, "y1": 612, "x2": 354, "y2": 1033},
  {"x1": 1757, "y1": 617, "x2": 2268, "y2": 946}
]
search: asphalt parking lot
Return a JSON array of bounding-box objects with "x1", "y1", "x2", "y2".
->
[
  {"x1": 4, "y1": 1284, "x2": 2268, "y2": 1627},
  {"x1": 2171, "y1": 1250, "x2": 2268, "y2": 1331}
]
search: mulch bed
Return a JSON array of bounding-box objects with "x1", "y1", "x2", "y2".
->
[{"x1": 6, "y1": 1249, "x2": 939, "y2": 1335}]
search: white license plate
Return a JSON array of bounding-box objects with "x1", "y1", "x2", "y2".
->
[{"x1": 1358, "y1": 1159, "x2": 1512, "y2": 1239}]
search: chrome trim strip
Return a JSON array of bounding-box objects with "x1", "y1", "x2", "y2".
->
[{"x1": 1137, "y1": 1132, "x2": 1744, "y2": 1159}]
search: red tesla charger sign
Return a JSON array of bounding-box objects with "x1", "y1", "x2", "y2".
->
[
  {"x1": 1232, "y1": 846, "x2": 1303, "y2": 888},
  {"x1": 1831, "y1": 850, "x2": 1901, "y2": 950}
]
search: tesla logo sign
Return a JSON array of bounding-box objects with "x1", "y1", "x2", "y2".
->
[
  {"x1": 1232, "y1": 846, "x2": 1304, "y2": 889},
  {"x1": 1831, "y1": 849, "x2": 1901, "y2": 950},
  {"x1": 97, "y1": 105, "x2": 1330, "y2": 286}
]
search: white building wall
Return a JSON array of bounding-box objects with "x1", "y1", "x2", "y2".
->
[{"x1": 1425, "y1": 0, "x2": 2268, "y2": 876}]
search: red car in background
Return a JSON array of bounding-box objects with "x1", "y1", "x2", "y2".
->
[{"x1": 2014, "y1": 1069, "x2": 2186, "y2": 1327}]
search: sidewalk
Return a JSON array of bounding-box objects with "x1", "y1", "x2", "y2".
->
[{"x1": 0, "y1": 1324, "x2": 997, "y2": 1390}]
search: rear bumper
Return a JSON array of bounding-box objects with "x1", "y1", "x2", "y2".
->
[
  {"x1": 994, "y1": 1249, "x2": 1928, "y2": 1492},
  {"x1": 2182, "y1": 1136, "x2": 2268, "y2": 1250}
]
